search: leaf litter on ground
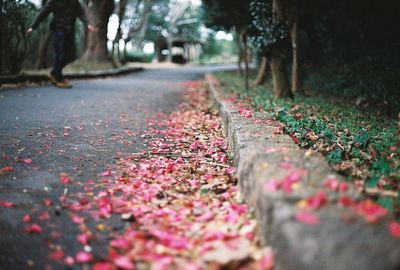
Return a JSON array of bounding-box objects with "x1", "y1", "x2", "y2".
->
[{"x1": 37, "y1": 82, "x2": 273, "y2": 269}]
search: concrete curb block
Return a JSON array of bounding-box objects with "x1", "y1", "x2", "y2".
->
[
  {"x1": 0, "y1": 66, "x2": 144, "y2": 85},
  {"x1": 205, "y1": 73, "x2": 400, "y2": 270}
]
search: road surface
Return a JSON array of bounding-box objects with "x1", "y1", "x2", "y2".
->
[{"x1": 0, "y1": 65, "x2": 234, "y2": 269}]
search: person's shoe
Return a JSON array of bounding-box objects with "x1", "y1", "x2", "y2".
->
[
  {"x1": 56, "y1": 80, "x2": 73, "y2": 88},
  {"x1": 47, "y1": 72, "x2": 59, "y2": 86}
]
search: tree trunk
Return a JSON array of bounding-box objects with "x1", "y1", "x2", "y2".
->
[
  {"x1": 36, "y1": 32, "x2": 51, "y2": 69},
  {"x1": 253, "y1": 56, "x2": 269, "y2": 86},
  {"x1": 167, "y1": 32, "x2": 173, "y2": 62},
  {"x1": 270, "y1": 44, "x2": 291, "y2": 98},
  {"x1": 243, "y1": 33, "x2": 249, "y2": 90},
  {"x1": 111, "y1": 0, "x2": 127, "y2": 66},
  {"x1": 81, "y1": 0, "x2": 114, "y2": 62},
  {"x1": 235, "y1": 32, "x2": 243, "y2": 76},
  {"x1": 133, "y1": 12, "x2": 150, "y2": 50},
  {"x1": 290, "y1": 0, "x2": 303, "y2": 94}
]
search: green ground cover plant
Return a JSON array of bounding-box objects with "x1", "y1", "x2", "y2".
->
[{"x1": 215, "y1": 71, "x2": 400, "y2": 217}]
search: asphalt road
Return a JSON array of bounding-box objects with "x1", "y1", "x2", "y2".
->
[{"x1": 0, "y1": 65, "x2": 235, "y2": 270}]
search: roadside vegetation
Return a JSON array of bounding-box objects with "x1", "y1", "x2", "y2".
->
[{"x1": 215, "y1": 71, "x2": 400, "y2": 217}]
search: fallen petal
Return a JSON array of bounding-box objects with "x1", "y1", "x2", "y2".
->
[
  {"x1": 295, "y1": 211, "x2": 320, "y2": 226},
  {"x1": 75, "y1": 251, "x2": 93, "y2": 263},
  {"x1": 113, "y1": 256, "x2": 135, "y2": 270},
  {"x1": 389, "y1": 221, "x2": 400, "y2": 238},
  {"x1": 25, "y1": 224, "x2": 42, "y2": 234}
]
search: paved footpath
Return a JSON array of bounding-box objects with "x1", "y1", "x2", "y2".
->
[{"x1": 0, "y1": 65, "x2": 273, "y2": 270}]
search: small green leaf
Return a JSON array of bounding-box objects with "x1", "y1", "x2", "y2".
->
[
  {"x1": 322, "y1": 128, "x2": 334, "y2": 140},
  {"x1": 365, "y1": 176, "x2": 379, "y2": 188},
  {"x1": 377, "y1": 197, "x2": 394, "y2": 212},
  {"x1": 354, "y1": 132, "x2": 370, "y2": 148},
  {"x1": 327, "y1": 149, "x2": 343, "y2": 164},
  {"x1": 372, "y1": 158, "x2": 393, "y2": 175},
  {"x1": 201, "y1": 189, "x2": 209, "y2": 195}
]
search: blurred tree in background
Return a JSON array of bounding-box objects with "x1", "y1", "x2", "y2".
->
[{"x1": 1, "y1": 0, "x2": 38, "y2": 74}]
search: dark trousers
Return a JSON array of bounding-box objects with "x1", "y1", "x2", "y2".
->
[{"x1": 51, "y1": 31, "x2": 76, "y2": 81}]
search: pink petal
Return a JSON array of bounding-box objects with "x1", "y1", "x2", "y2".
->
[
  {"x1": 75, "y1": 251, "x2": 93, "y2": 263},
  {"x1": 258, "y1": 248, "x2": 275, "y2": 269},
  {"x1": 64, "y1": 256, "x2": 75, "y2": 265},
  {"x1": 25, "y1": 224, "x2": 42, "y2": 234},
  {"x1": 295, "y1": 211, "x2": 320, "y2": 226},
  {"x1": 77, "y1": 233, "x2": 90, "y2": 245},
  {"x1": 339, "y1": 182, "x2": 349, "y2": 192},
  {"x1": 0, "y1": 200, "x2": 15, "y2": 208},
  {"x1": 72, "y1": 215, "x2": 85, "y2": 224},
  {"x1": 23, "y1": 159, "x2": 33, "y2": 164},
  {"x1": 60, "y1": 173, "x2": 72, "y2": 184},
  {"x1": 22, "y1": 214, "x2": 32, "y2": 223},
  {"x1": 263, "y1": 179, "x2": 280, "y2": 192},
  {"x1": 323, "y1": 178, "x2": 340, "y2": 191},
  {"x1": 389, "y1": 221, "x2": 400, "y2": 238},
  {"x1": 110, "y1": 238, "x2": 131, "y2": 250},
  {"x1": 114, "y1": 256, "x2": 135, "y2": 270},
  {"x1": 100, "y1": 171, "x2": 112, "y2": 176}
]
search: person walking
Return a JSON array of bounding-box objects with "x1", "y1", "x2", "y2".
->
[{"x1": 26, "y1": 0, "x2": 95, "y2": 88}]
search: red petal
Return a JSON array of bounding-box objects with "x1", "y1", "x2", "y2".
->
[
  {"x1": 389, "y1": 221, "x2": 400, "y2": 238},
  {"x1": 93, "y1": 262, "x2": 115, "y2": 270},
  {"x1": 48, "y1": 250, "x2": 65, "y2": 260},
  {"x1": 0, "y1": 166, "x2": 14, "y2": 172},
  {"x1": 339, "y1": 182, "x2": 349, "y2": 192},
  {"x1": 43, "y1": 199, "x2": 53, "y2": 206},
  {"x1": 305, "y1": 191, "x2": 327, "y2": 209},
  {"x1": 60, "y1": 173, "x2": 72, "y2": 184},
  {"x1": 295, "y1": 211, "x2": 320, "y2": 226},
  {"x1": 25, "y1": 224, "x2": 42, "y2": 234},
  {"x1": 39, "y1": 211, "x2": 50, "y2": 220}
]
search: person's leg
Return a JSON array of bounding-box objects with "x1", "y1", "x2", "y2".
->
[
  {"x1": 51, "y1": 31, "x2": 66, "y2": 82},
  {"x1": 62, "y1": 32, "x2": 76, "y2": 69}
]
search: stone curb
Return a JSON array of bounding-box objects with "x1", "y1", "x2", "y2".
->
[
  {"x1": 0, "y1": 66, "x2": 144, "y2": 86},
  {"x1": 205, "y1": 73, "x2": 400, "y2": 270}
]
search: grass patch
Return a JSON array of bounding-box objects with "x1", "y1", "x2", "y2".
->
[{"x1": 215, "y1": 71, "x2": 400, "y2": 215}]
